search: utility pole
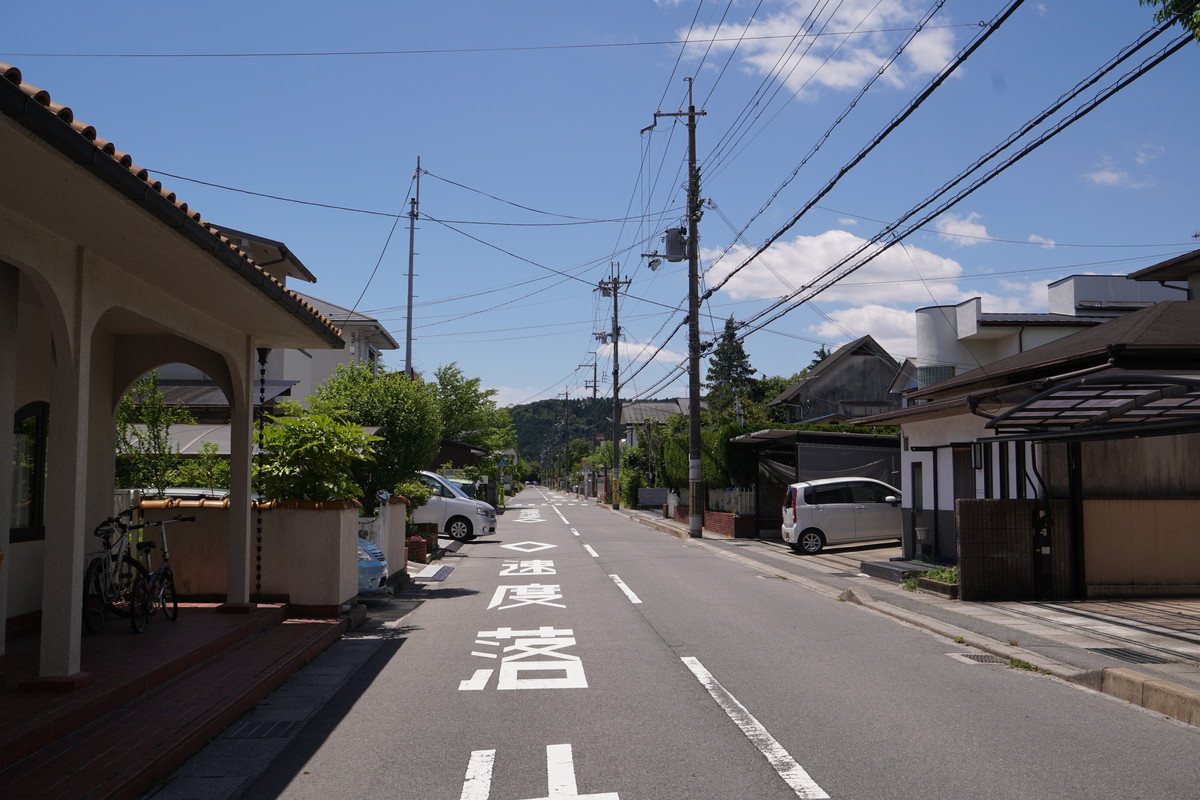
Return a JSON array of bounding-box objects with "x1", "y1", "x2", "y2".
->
[
  {"x1": 651, "y1": 78, "x2": 706, "y2": 537},
  {"x1": 597, "y1": 267, "x2": 631, "y2": 510},
  {"x1": 404, "y1": 158, "x2": 422, "y2": 377}
]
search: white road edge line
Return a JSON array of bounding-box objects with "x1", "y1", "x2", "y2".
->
[
  {"x1": 609, "y1": 574, "x2": 643, "y2": 604},
  {"x1": 459, "y1": 748, "x2": 496, "y2": 800},
  {"x1": 583, "y1": 544, "x2": 599, "y2": 558},
  {"x1": 681, "y1": 656, "x2": 830, "y2": 800}
]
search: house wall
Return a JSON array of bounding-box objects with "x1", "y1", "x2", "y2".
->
[
  {"x1": 786, "y1": 355, "x2": 898, "y2": 422},
  {"x1": 902, "y1": 415, "x2": 994, "y2": 562}
]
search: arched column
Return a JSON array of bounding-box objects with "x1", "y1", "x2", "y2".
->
[
  {"x1": 37, "y1": 308, "x2": 92, "y2": 684},
  {"x1": 0, "y1": 264, "x2": 18, "y2": 673},
  {"x1": 224, "y1": 342, "x2": 257, "y2": 607}
]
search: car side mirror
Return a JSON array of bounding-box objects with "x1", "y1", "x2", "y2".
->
[{"x1": 885, "y1": 495, "x2": 900, "y2": 505}]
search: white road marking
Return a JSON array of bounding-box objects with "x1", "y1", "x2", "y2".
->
[
  {"x1": 681, "y1": 656, "x2": 829, "y2": 799},
  {"x1": 459, "y1": 669, "x2": 494, "y2": 691},
  {"x1": 582, "y1": 544, "x2": 599, "y2": 558},
  {"x1": 460, "y1": 748, "x2": 496, "y2": 800},
  {"x1": 546, "y1": 743, "x2": 577, "y2": 795},
  {"x1": 552, "y1": 506, "x2": 570, "y2": 524},
  {"x1": 502, "y1": 541, "x2": 557, "y2": 553},
  {"x1": 609, "y1": 574, "x2": 642, "y2": 604},
  {"x1": 570, "y1": 528, "x2": 580, "y2": 536}
]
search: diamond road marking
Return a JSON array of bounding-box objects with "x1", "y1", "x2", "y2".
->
[{"x1": 501, "y1": 541, "x2": 557, "y2": 553}]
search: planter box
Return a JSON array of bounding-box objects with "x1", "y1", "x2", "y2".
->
[
  {"x1": 140, "y1": 500, "x2": 360, "y2": 616},
  {"x1": 406, "y1": 538, "x2": 427, "y2": 564},
  {"x1": 703, "y1": 509, "x2": 757, "y2": 539},
  {"x1": 917, "y1": 577, "x2": 960, "y2": 600}
]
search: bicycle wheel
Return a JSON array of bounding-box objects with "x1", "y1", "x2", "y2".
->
[
  {"x1": 112, "y1": 555, "x2": 147, "y2": 618},
  {"x1": 160, "y1": 568, "x2": 179, "y2": 621},
  {"x1": 130, "y1": 575, "x2": 151, "y2": 634},
  {"x1": 83, "y1": 558, "x2": 107, "y2": 634}
]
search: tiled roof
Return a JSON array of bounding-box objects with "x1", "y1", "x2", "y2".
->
[
  {"x1": 0, "y1": 62, "x2": 343, "y2": 347},
  {"x1": 910, "y1": 301, "x2": 1200, "y2": 399}
]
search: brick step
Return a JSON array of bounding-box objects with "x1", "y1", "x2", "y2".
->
[
  {"x1": 0, "y1": 616, "x2": 345, "y2": 800},
  {"x1": 0, "y1": 604, "x2": 288, "y2": 774}
]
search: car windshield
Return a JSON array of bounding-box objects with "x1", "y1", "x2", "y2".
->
[{"x1": 429, "y1": 474, "x2": 472, "y2": 500}]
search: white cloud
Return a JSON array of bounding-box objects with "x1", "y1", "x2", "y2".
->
[
  {"x1": 838, "y1": 217, "x2": 857, "y2": 226},
  {"x1": 1135, "y1": 142, "x2": 1165, "y2": 166},
  {"x1": 1027, "y1": 233, "x2": 1056, "y2": 248},
  {"x1": 686, "y1": 1, "x2": 957, "y2": 100},
  {"x1": 934, "y1": 212, "x2": 990, "y2": 247},
  {"x1": 1083, "y1": 156, "x2": 1152, "y2": 189},
  {"x1": 702, "y1": 228, "x2": 964, "y2": 306},
  {"x1": 809, "y1": 304, "x2": 917, "y2": 360}
]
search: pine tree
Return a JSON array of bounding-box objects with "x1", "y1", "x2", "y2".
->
[{"x1": 705, "y1": 317, "x2": 756, "y2": 423}]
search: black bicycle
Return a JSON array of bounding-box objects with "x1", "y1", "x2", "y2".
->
[
  {"x1": 83, "y1": 509, "x2": 148, "y2": 634},
  {"x1": 130, "y1": 514, "x2": 194, "y2": 634}
]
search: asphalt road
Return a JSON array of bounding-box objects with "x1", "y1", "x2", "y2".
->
[{"x1": 212, "y1": 487, "x2": 1200, "y2": 799}]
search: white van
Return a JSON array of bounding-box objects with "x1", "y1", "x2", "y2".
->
[
  {"x1": 781, "y1": 477, "x2": 901, "y2": 554},
  {"x1": 412, "y1": 470, "x2": 497, "y2": 541}
]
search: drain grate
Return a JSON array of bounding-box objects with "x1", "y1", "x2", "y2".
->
[
  {"x1": 225, "y1": 719, "x2": 303, "y2": 739},
  {"x1": 962, "y1": 654, "x2": 1006, "y2": 664},
  {"x1": 1087, "y1": 647, "x2": 1172, "y2": 665},
  {"x1": 947, "y1": 652, "x2": 1006, "y2": 665}
]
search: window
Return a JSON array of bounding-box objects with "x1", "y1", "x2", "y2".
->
[
  {"x1": 809, "y1": 484, "x2": 852, "y2": 505},
  {"x1": 11, "y1": 401, "x2": 48, "y2": 543},
  {"x1": 849, "y1": 482, "x2": 894, "y2": 503}
]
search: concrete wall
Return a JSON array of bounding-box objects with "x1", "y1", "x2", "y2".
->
[{"x1": 141, "y1": 502, "x2": 360, "y2": 615}]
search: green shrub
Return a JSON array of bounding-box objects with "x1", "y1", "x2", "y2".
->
[
  {"x1": 254, "y1": 409, "x2": 380, "y2": 502},
  {"x1": 394, "y1": 477, "x2": 434, "y2": 513}
]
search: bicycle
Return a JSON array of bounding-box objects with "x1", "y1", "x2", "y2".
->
[
  {"x1": 130, "y1": 514, "x2": 194, "y2": 634},
  {"x1": 83, "y1": 508, "x2": 148, "y2": 634}
]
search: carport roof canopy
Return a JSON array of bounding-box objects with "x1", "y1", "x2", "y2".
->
[{"x1": 983, "y1": 372, "x2": 1200, "y2": 441}]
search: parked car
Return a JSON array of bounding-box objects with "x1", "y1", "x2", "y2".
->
[
  {"x1": 781, "y1": 477, "x2": 902, "y2": 554},
  {"x1": 357, "y1": 538, "x2": 389, "y2": 595},
  {"x1": 412, "y1": 470, "x2": 497, "y2": 542}
]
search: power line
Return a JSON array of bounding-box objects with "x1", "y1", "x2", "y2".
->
[
  {"x1": 703, "y1": 0, "x2": 1025, "y2": 303},
  {"x1": 2, "y1": 24, "x2": 988, "y2": 59},
  {"x1": 734, "y1": 27, "x2": 1194, "y2": 344}
]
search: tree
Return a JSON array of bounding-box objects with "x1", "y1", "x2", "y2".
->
[
  {"x1": 807, "y1": 344, "x2": 832, "y2": 371},
  {"x1": 705, "y1": 317, "x2": 757, "y2": 424},
  {"x1": 433, "y1": 363, "x2": 518, "y2": 478},
  {"x1": 308, "y1": 362, "x2": 442, "y2": 510},
  {"x1": 1141, "y1": 1, "x2": 1200, "y2": 40},
  {"x1": 255, "y1": 405, "x2": 380, "y2": 502},
  {"x1": 115, "y1": 370, "x2": 194, "y2": 496}
]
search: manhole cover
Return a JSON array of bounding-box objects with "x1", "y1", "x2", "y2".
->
[{"x1": 1087, "y1": 647, "x2": 1172, "y2": 665}]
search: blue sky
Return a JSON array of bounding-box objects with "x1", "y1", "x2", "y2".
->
[{"x1": 5, "y1": 1, "x2": 1198, "y2": 408}]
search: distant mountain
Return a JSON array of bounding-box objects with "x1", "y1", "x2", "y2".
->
[{"x1": 508, "y1": 397, "x2": 607, "y2": 462}]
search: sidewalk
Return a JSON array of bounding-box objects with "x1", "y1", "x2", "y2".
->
[{"x1": 619, "y1": 505, "x2": 1200, "y2": 729}]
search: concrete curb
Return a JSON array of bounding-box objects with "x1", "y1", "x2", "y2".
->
[{"x1": 839, "y1": 586, "x2": 1200, "y2": 728}]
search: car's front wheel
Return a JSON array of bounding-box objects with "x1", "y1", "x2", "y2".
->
[
  {"x1": 446, "y1": 516, "x2": 474, "y2": 541},
  {"x1": 794, "y1": 528, "x2": 825, "y2": 555}
]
